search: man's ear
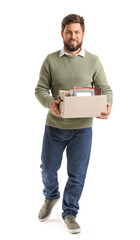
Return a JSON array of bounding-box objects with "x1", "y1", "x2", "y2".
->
[
  {"x1": 82, "y1": 30, "x2": 85, "y2": 38},
  {"x1": 61, "y1": 31, "x2": 64, "y2": 38}
]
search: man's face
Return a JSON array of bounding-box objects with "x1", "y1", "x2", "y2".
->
[{"x1": 61, "y1": 23, "x2": 85, "y2": 52}]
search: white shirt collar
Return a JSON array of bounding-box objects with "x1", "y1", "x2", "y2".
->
[{"x1": 59, "y1": 47, "x2": 85, "y2": 57}]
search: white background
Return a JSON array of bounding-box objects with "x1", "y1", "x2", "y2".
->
[{"x1": 0, "y1": 0, "x2": 140, "y2": 239}]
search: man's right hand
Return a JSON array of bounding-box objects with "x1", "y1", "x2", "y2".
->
[{"x1": 50, "y1": 100, "x2": 61, "y2": 117}]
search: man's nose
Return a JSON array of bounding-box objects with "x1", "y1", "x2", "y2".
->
[{"x1": 71, "y1": 32, "x2": 76, "y2": 39}]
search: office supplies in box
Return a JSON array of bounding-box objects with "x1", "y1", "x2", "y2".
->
[{"x1": 59, "y1": 87, "x2": 107, "y2": 118}]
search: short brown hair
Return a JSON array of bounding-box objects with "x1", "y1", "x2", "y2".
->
[{"x1": 61, "y1": 14, "x2": 85, "y2": 32}]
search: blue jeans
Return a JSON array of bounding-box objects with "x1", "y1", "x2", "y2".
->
[{"x1": 40, "y1": 125, "x2": 92, "y2": 219}]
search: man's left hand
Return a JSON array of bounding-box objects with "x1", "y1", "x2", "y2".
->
[{"x1": 96, "y1": 104, "x2": 111, "y2": 119}]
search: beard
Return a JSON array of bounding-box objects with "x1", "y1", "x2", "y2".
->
[{"x1": 64, "y1": 40, "x2": 83, "y2": 52}]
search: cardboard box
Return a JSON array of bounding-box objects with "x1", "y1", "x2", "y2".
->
[{"x1": 59, "y1": 93, "x2": 107, "y2": 118}]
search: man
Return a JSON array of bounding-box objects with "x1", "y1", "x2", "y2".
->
[{"x1": 35, "y1": 14, "x2": 113, "y2": 234}]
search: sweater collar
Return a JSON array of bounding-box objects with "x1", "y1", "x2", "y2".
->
[{"x1": 59, "y1": 47, "x2": 85, "y2": 57}]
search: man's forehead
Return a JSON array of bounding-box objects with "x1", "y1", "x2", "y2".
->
[{"x1": 64, "y1": 23, "x2": 82, "y2": 31}]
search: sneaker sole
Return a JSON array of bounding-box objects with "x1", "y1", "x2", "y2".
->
[
  {"x1": 68, "y1": 228, "x2": 81, "y2": 234},
  {"x1": 64, "y1": 221, "x2": 81, "y2": 234},
  {"x1": 38, "y1": 198, "x2": 60, "y2": 222}
]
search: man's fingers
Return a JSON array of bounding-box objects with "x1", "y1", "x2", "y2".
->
[
  {"x1": 52, "y1": 107, "x2": 61, "y2": 116},
  {"x1": 50, "y1": 100, "x2": 61, "y2": 116},
  {"x1": 96, "y1": 115, "x2": 109, "y2": 119},
  {"x1": 100, "y1": 104, "x2": 110, "y2": 116},
  {"x1": 96, "y1": 104, "x2": 111, "y2": 119},
  {"x1": 101, "y1": 112, "x2": 108, "y2": 115},
  {"x1": 51, "y1": 99, "x2": 61, "y2": 105},
  {"x1": 55, "y1": 100, "x2": 61, "y2": 104},
  {"x1": 55, "y1": 109, "x2": 61, "y2": 116},
  {"x1": 51, "y1": 104, "x2": 61, "y2": 116}
]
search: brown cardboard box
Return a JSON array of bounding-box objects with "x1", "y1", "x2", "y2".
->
[{"x1": 59, "y1": 93, "x2": 107, "y2": 118}]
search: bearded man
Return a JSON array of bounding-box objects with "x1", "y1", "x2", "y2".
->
[{"x1": 35, "y1": 14, "x2": 113, "y2": 234}]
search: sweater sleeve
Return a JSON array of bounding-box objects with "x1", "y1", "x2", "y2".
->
[
  {"x1": 35, "y1": 55, "x2": 54, "y2": 109},
  {"x1": 93, "y1": 57, "x2": 113, "y2": 109}
]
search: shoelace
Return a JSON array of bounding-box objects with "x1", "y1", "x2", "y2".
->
[
  {"x1": 42, "y1": 200, "x2": 50, "y2": 208},
  {"x1": 67, "y1": 216, "x2": 76, "y2": 223}
]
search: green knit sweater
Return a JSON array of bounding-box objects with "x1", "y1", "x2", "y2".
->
[{"x1": 35, "y1": 50, "x2": 113, "y2": 129}]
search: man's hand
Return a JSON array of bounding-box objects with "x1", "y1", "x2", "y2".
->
[
  {"x1": 50, "y1": 100, "x2": 61, "y2": 117},
  {"x1": 96, "y1": 104, "x2": 111, "y2": 119}
]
